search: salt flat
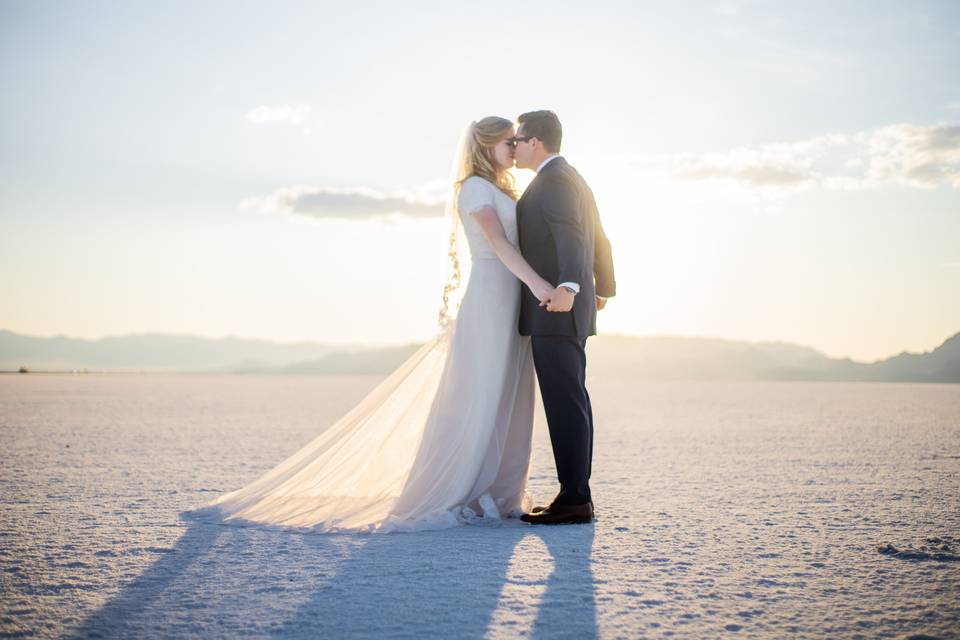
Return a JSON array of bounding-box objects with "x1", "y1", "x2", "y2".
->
[{"x1": 1, "y1": 373, "x2": 958, "y2": 639}]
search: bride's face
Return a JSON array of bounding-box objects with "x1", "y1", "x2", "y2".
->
[{"x1": 491, "y1": 128, "x2": 516, "y2": 170}]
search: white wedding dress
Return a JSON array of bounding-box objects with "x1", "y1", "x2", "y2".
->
[{"x1": 185, "y1": 175, "x2": 536, "y2": 533}]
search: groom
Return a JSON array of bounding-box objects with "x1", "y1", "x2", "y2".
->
[{"x1": 512, "y1": 110, "x2": 616, "y2": 525}]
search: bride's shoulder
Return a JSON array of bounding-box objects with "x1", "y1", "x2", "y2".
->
[
  {"x1": 458, "y1": 175, "x2": 495, "y2": 202},
  {"x1": 462, "y1": 175, "x2": 493, "y2": 189},
  {"x1": 462, "y1": 175, "x2": 513, "y2": 201}
]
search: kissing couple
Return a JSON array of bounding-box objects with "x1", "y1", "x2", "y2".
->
[{"x1": 186, "y1": 110, "x2": 616, "y2": 533}]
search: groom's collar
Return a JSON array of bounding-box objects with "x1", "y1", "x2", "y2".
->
[{"x1": 535, "y1": 154, "x2": 562, "y2": 173}]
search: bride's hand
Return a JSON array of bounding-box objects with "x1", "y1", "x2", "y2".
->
[{"x1": 531, "y1": 279, "x2": 553, "y2": 303}]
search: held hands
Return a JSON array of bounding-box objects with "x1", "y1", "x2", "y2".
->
[
  {"x1": 531, "y1": 279, "x2": 554, "y2": 306},
  {"x1": 533, "y1": 288, "x2": 611, "y2": 313},
  {"x1": 530, "y1": 280, "x2": 573, "y2": 313},
  {"x1": 539, "y1": 285, "x2": 575, "y2": 312}
]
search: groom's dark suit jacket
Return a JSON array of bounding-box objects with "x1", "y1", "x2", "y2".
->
[{"x1": 517, "y1": 157, "x2": 616, "y2": 337}]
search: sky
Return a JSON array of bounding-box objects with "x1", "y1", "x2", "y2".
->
[{"x1": 1, "y1": 0, "x2": 958, "y2": 361}]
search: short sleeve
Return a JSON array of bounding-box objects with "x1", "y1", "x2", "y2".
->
[{"x1": 458, "y1": 177, "x2": 496, "y2": 215}]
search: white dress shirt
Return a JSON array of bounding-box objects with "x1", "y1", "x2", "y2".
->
[{"x1": 535, "y1": 154, "x2": 605, "y2": 299}]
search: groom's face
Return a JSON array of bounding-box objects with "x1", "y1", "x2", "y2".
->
[{"x1": 512, "y1": 124, "x2": 535, "y2": 170}]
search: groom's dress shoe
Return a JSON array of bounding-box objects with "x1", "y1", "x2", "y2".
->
[
  {"x1": 521, "y1": 502, "x2": 594, "y2": 525},
  {"x1": 531, "y1": 500, "x2": 594, "y2": 515}
]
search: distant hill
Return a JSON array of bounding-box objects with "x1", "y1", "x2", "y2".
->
[
  {"x1": 587, "y1": 333, "x2": 960, "y2": 382},
  {"x1": 234, "y1": 343, "x2": 424, "y2": 375},
  {"x1": 0, "y1": 329, "x2": 339, "y2": 372},
  {"x1": 1, "y1": 328, "x2": 957, "y2": 382}
]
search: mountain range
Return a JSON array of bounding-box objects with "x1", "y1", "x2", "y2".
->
[{"x1": 1, "y1": 328, "x2": 957, "y2": 383}]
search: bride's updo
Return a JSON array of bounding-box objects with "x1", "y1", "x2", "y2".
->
[{"x1": 456, "y1": 116, "x2": 518, "y2": 200}]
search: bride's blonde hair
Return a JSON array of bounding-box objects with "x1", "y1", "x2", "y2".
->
[{"x1": 453, "y1": 116, "x2": 518, "y2": 202}]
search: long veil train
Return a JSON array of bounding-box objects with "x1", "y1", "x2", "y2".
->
[{"x1": 183, "y1": 122, "x2": 535, "y2": 533}]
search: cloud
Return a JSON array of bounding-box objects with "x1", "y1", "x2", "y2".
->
[
  {"x1": 627, "y1": 122, "x2": 960, "y2": 195},
  {"x1": 240, "y1": 184, "x2": 446, "y2": 221},
  {"x1": 681, "y1": 164, "x2": 812, "y2": 186},
  {"x1": 669, "y1": 135, "x2": 847, "y2": 189},
  {"x1": 245, "y1": 103, "x2": 311, "y2": 126},
  {"x1": 863, "y1": 123, "x2": 960, "y2": 189}
]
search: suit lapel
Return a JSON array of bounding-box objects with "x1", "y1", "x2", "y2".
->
[
  {"x1": 541, "y1": 155, "x2": 568, "y2": 175},
  {"x1": 519, "y1": 156, "x2": 566, "y2": 206}
]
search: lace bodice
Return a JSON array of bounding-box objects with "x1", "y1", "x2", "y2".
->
[{"x1": 457, "y1": 176, "x2": 518, "y2": 259}]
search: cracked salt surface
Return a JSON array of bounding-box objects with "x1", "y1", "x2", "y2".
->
[{"x1": 1, "y1": 374, "x2": 958, "y2": 638}]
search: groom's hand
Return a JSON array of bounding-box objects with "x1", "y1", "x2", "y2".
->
[
  {"x1": 596, "y1": 296, "x2": 607, "y2": 310},
  {"x1": 541, "y1": 286, "x2": 575, "y2": 312}
]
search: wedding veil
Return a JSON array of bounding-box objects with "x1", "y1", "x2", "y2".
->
[
  {"x1": 437, "y1": 120, "x2": 477, "y2": 331},
  {"x1": 184, "y1": 121, "x2": 484, "y2": 532}
]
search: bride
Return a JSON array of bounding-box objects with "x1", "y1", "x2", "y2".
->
[{"x1": 185, "y1": 116, "x2": 556, "y2": 533}]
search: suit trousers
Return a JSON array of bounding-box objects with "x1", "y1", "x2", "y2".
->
[{"x1": 531, "y1": 335, "x2": 594, "y2": 506}]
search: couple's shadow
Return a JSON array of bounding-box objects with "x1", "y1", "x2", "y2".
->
[{"x1": 69, "y1": 518, "x2": 598, "y2": 639}]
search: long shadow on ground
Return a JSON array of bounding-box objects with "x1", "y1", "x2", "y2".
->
[{"x1": 69, "y1": 518, "x2": 599, "y2": 639}]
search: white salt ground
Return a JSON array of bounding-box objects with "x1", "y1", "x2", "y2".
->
[{"x1": 1, "y1": 373, "x2": 958, "y2": 639}]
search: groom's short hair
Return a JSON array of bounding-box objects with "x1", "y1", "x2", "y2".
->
[{"x1": 518, "y1": 110, "x2": 562, "y2": 153}]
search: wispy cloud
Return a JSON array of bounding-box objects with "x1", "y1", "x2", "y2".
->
[
  {"x1": 240, "y1": 183, "x2": 446, "y2": 221},
  {"x1": 245, "y1": 103, "x2": 311, "y2": 126},
  {"x1": 864, "y1": 123, "x2": 960, "y2": 188},
  {"x1": 627, "y1": 122, "x2": 960, "y2": 197}
]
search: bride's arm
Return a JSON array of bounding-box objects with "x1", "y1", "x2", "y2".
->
[{"x1": 470, "y1": 207, "x2": 553, "y2": 301}]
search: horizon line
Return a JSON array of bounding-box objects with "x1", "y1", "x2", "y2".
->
[{"x1": 2, "y1": 327, "x2": 957, "y2": 366}]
